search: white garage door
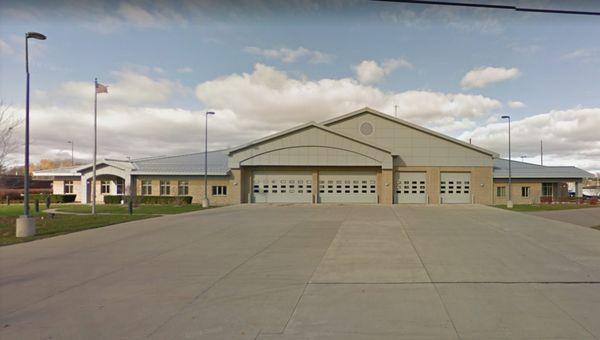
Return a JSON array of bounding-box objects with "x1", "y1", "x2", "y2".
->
[
  {"x1": 252, "y1": 171, "x2": 313, "y2": 203},
  {"x1": 395, "y1": 172, "x2": 427, "y2": 203},
  {"x1": 440, "y1": 172, "x2": 471, "y2": 204},
  {"x1": 318, "y1": 171, "x2": 377, "y2": 203}
]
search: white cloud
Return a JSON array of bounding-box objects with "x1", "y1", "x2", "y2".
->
[
  {"x1": 461, "y1": 66, "x2": 520, "y2": 89},
  {"x1": 353, "y1": 58, "x2": 412, "y2": 84},
  {"x1": 244, "y1": 46, "x2": 333, "y2": 64},
  {"x1": 58, "y1": 69, "x2": 187, "y2": 106},
  {"x1": 507, "y1": 101, "x2": 525, "y2": 108},
  {"x1": 461, "y1": 108, "x2": 600, "y2": 172},
  {"x1": 562, "y1": 48, "x2": 600, "y2": 63},
  {"x1": 196, "y1": 63, "x2": 499, "y2": 132}
]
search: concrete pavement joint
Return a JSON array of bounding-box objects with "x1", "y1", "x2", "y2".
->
[
  {"x1": 145, "y1": 216, "x2": 310, "y2": 338},
  {"x1": 391, "y1": 206, "x2": 463, "y2": 340},
  {"x1": 277, "y1": 208, "x2": 350, "y2": 336},
  {"x1": 1, "y1": 213, "x2": 246, "y2": 317},
  {"x1": 534, "y1": 285, "x2": 599, "y2": 339}
]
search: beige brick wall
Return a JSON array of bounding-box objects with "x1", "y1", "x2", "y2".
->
[
  {"x1": 493, "y1": 182, "x2": 542, "y2": 205},
  {"x1": 52, "y1": 177, "x2": 82, "y2": 202},
  {"x1": 394, "y1": 166, "x2": 493, "y2": 205},
  {"x1": 134, "y1": 176, "x2": 236, "y2": 205}
]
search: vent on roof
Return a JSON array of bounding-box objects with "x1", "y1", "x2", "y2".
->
[{"x1": 359, "y1": 121, "x2": 374, "y2": 136}]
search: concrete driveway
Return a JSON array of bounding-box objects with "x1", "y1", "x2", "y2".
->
[{"x1": 1, "y1": 204, "x2": 599, "y2": 339}]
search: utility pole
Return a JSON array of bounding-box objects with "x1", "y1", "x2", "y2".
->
[
  {"x1": 540, "y1": 140, "x2": 543, "y2": 165},
  {"x1": 501, "y1": 115, "x2": 512, "y2": 208},
  {"x1": 202, "y1": 111, "x2": 215, "y2": 208}
]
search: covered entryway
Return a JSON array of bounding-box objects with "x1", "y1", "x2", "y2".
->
[
  {"x1": 318, "y1": 171, "x2": 377, "y2": 203},
  {"x1": 251, "y1": 171, "x2": 313, "y2": 203},
  {"x1": 440, "y1": 172, "x2": 471, "y2": 203},
  {"x1": 395, "y1": 172, "x2": 427, "y2": 203}
]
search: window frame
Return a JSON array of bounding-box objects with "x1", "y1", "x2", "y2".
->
[
  {"x1": 141, "y1": 180, "x2": 152, "y2": 196},
  {"x1": 521, "y1": 186, "x2": 530, "y2": 198},
  {"x1": 63, "y1": 180, "x2": 74, "y2": 194},
  {"x1": 542, "y1": 183, "x2": 553, "y2": 197},
  {"x1": 177, "y1": 180, "x2": 189, "y2": 196},
  {"x1": 496, "y1": 186, "x2": 506, "y2": 197},
  {"x1": 100, "y1": 180, "x2": 111, "y2": 194},
  {"x1": 160, "y1": 180, "x2": 171, "y2": 196},
  {"x1": 211, "y1": 185, "x2": 227, "y2": 196}
]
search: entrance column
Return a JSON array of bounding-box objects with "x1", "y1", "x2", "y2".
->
[
  {"x1": 312, "y1": 169, "x2": 319, "y2": 204},
  {"x1": 80, "y1": 175, "x2": 88, "y2": 204}
]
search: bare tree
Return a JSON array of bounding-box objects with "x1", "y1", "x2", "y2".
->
[{"x1": 0, "y1": 100, "x2": 22, "y2": 174}]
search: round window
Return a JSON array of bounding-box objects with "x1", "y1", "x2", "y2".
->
[{"x1": 359, "y1": 122, "x2": 374, "y2": 136}]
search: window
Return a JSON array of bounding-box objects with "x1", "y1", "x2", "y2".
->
[
  {"x1": 496, "y1": 186, "x2": 506, "y2": 197},
  {"x1": 160, "y1": 180, "x2": 171, "y2": 196},
  {"x1": 63, "y1": 180, "x2": 74, "y2": 194},
  {"x1": 212, "y1": 185, "x2": 227, "y2": 196},
  {"x1": 521, "y1": 186, "x2": 530, "y2": 197},
  {"x1": 116, "y1": 180, "x2": 124, "y2": 195},
  {"x1": 141, "y1": 180, "x2": 152, "y2": 195},
  {"x1": 542, "y1": 183, "x2": 553, "y2": 197},
  {"x1": 101, "y1": 181, "x2": 110, "y2": 194},
  {"x1": 178, "y1": 181, "x2": 189, "y2": 195}
]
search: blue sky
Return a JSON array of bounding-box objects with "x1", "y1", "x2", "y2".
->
[{"x1": 1, "y1": 1, "x2": 599, "y2": 172}]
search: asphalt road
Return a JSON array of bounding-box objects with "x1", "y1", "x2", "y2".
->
[{"x1": 1, "y1": 204, "x2": 599, "y2": 339}]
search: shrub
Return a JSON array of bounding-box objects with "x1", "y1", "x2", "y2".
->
[
  {"x1": 103, "y1": 195, "x2": 125, "y2": 204},
  {"x1": 103, "y1": 195, "x2": 192, "y2": 205},
  {"x1": 30, "y1": 194, "x2": 76, "y2": 203}
]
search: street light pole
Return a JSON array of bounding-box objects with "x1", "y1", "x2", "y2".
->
[
  {"x1": 16, "y1": 31, "x2": 46, "y2": 238},
  {"x1": 501, "y1": 115, "x2": 513, "y2": 208},
  {"x1": 68, "y1": 141, "x2": 74, "y2": 166},
  {"x1": 202, "y1": 111, "x2": 215, "y2": 208}
]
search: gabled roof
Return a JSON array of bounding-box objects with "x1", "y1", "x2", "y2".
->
[
  {"x1": 228, "y1": 121, "x2": 391, "y2": 155},
  {"x1": 75, "y1": 159, "x2": 136, "y2": 172},
  {"x1": 493, "y1": 158, "x2": 593, "y2": 179},
  {"x1": 321, "y1": 107, "x2": 499, "y2": 157}
]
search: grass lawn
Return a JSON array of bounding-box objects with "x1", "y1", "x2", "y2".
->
[
  {"x1": 1, "y1": 214, "x2": 150, "y2": 246},
  {"x1": 0, "y1": 204, "x2": 151, "y2": 246},
  {"x1": 55, "y1": 204, "x2": 206, "y2": 215},
  {"x1": 494, "y1": 204, "x2": 600, "y2": 212}
]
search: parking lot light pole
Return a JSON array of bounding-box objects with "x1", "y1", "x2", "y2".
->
[
  {"x1": 16, "y1": 31, "x2": 46, "y2": 238},
  {"x1": 501, "y1": 115, "x2": 513, "y2": 209},
  {"x1": 202, "y1": 111, "x2": 215, "y2": 208}
]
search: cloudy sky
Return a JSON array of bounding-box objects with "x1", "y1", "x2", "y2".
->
[{"x1": 1, "y1": 0, "x2": 599, "y2": 173}]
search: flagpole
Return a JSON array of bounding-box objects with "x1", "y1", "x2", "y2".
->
[{"x1": 92, "y1": 78, "x2": 98, "y2": 215}]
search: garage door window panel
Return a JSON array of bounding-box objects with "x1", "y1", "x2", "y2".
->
[{"x1": 440, "y1": 173, "x2": 471, "y2": 204}]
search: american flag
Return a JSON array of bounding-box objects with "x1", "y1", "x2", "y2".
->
[{"x1": 96, "y1": 82, "x2": 108, "y2": 94}]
